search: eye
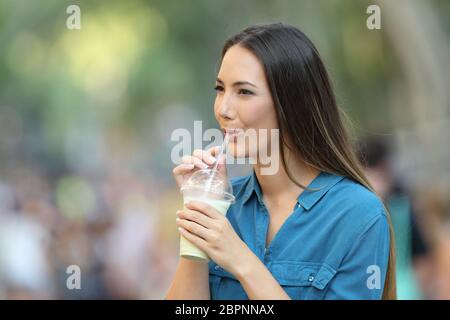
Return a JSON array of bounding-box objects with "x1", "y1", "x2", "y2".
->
[
  {"x1": 214, "y1": 85, "x2": 224, "y2": 92},
  {"x1": 238, "y1": 88, "x2": 254, "y2": 96}
]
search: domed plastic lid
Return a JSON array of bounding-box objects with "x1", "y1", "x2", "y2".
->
[{"x1": 180, "y1": 169, "x2": 235, "y2": 203}]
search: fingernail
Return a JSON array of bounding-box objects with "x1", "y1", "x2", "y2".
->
[
  {"x1": 207, "y1": 155, "x2": 216, "y2": 164},
  {"x1": 201, "y1": 163, "x2": 208, "y2": 169},
  {"x1": 178, "y1": 227, "x2": 183, "y2": 232},
  {"x1": 175, "y1": 218, "x2": 180, "y2": 222}
]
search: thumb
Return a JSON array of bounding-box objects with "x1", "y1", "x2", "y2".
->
[{"x1": 208, "y1": 146, "x2": 228, "y2": 177}]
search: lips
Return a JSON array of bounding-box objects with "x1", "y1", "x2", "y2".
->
[
  {"x1": 222, "y1": 127, "x2": 244, "y2": 136},
  {"x1": 221, "y1": 128, "x2": 244, "y2": 144}
]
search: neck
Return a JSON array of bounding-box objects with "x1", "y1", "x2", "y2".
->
[{"x1": 253, "y1": 154, "x2": 320, "y2": 202}]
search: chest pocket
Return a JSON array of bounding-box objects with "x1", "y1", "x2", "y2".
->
[
  {"x1": 209, "y1": 263, "x2": 248, "y2": 300},
  {"x1": 270, "y1": 261, "x2": 337, "y2": 300}
]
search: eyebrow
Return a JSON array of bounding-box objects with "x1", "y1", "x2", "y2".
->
[{"x1": 216, "y1": 78, "x2": 258, "y2": 88}]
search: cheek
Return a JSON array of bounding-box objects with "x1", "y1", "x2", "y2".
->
[
  {"x1": 230, "y1": 98, "x2": 278, "y2": 158},
  {"x1": 213, "y1": 97, "x2": 220, "y2": 121},
  {"x1": 239, "y1": 98, "x2": 277, "y2": 129}
]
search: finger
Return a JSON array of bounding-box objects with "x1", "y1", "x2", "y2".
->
[
  {"x1": 181, "y1": 155, "x2": 209, "y2": 169},
  {"x1": 172, "y1": 163, "x2": 195, "y2": 176},
  {"x1": 193, "y1": 149, "x2": 216, "y2": 166},
  {"x1": 176, "y1": 209, "x2": 215, "y2": 229},
  {"x1": 178, "y1": 226, "x2": 208, "y2": 251},
  {"x1": 185, "y1": 201, "x2": 223, "y2": 220},
  {"x1": 208, "y1": 146, "x2": 222, "y2": 158},
  {"x1": 207, "y1": 146, "x2": 227, "y2": 174},
  {"x1": 176, "y1": 218, "x2": 212, "y2": 241}
]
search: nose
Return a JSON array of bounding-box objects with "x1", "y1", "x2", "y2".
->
[{"x1": 217, "y1": 94, "x2": 235, "y2": 120}]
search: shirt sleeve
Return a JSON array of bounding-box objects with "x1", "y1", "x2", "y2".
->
[{"x1": 326, "y1": 212, "x2": 390, "y2": 299}]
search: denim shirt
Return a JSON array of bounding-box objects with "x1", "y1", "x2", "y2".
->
[{"x1": 208, "y1": 170, "x2": 390, "y2": 300}]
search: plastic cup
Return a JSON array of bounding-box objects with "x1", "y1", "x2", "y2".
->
[{"x1": 179, "y1": 168, "x2": 235, "y2": 262}]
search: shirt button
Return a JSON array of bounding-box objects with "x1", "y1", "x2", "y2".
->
[
  {"x1": 308, "y1": 275, "x2": 315, "y2": 282},
  {"x1": 214, "y1": 265, "x2": 220, "y2": 270}
]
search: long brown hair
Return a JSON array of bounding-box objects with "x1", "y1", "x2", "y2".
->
[{"x1": 221, "y1": 23, "x2": 397, "y2": 299}]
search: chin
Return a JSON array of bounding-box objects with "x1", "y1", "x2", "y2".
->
[{"x1": 227, "y1": 142, "x2": 257, "y2": 161}]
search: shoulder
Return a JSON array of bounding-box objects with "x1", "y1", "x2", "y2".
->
[
  {"x1": 334, "y1": 177, "x2": 385, "y2": 211},
  {"x1": 325, "y1": 176, "x2": 388, "y2": 233}
]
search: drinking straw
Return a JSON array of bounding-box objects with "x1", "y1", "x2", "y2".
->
[
  {"x1": 204, "y1": 132, "x2": 230, "y2": 193},
  {"x1": 211, "y1": 132, "x2": 229, "y2": 172}
]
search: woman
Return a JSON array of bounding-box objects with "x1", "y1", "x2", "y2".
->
[{"x1": 166, "y1": 23, "x2": 396, "y2": 300}]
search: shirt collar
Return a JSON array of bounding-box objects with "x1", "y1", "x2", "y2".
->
[
  {"x1": 241, "y1": 170, "x2": 265, "y2": 206},
  {"x1": 297, "y1": 171, "x2": 344, "y2": 211},
  {"x1": 241, "y1": 170, "x2": 344, "y2": 210}
]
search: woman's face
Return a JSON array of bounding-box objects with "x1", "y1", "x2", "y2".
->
[{"x1": 214, "y1": 45, "x2": 278, "y2": 159}]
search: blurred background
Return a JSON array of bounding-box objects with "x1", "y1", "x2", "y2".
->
[{"x1": 0, "y1": 0, "x2": 449, "y2": 299}]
